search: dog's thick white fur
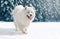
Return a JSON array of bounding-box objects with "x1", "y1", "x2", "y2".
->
[{"x1": 12, "y1": 5, "x2": 35, "y2": 34}]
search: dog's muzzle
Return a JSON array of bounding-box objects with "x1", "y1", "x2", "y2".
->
[{"x1": 27, "y1": 14, "x2": 32, "y2": 20}]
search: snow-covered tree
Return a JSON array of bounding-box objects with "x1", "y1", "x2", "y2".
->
[{"x1": 0, "y1": 0, "x2": 60, "y2": 22}]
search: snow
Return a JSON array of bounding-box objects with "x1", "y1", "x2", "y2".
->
[{"x1": 0, "y1": 22, "x2": 60, "y2": 39}]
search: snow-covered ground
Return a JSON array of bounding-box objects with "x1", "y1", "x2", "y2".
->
[{"x1": 0, "y1": 22, "x2": 60, "y2": 39}]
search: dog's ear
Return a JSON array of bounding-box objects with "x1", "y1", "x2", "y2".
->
[
  {"x1": 31, "y1": 6, "x2": 36, "y2": 12},
  {"x1": 31, "y1": 6, "x2": 35, "y2": 10},
  {"x1": 25, "y1": 6, "x2": 28, "y2": 10}
]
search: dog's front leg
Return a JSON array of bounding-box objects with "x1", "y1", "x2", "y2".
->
[{"x1": 21, "y1": 27, "x2": 28, "y2": 34}]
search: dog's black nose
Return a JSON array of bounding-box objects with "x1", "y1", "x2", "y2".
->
[{"x1": 30, "y1": 14, "x2": 32, "y2": 16}]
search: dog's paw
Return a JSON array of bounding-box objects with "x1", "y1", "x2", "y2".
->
[
  {"x1": 21, "y1": 28, "x2": 28, "y2": 34},
  {"x1": 22, "y1": 31, "x2": 28, "y2": 34}
]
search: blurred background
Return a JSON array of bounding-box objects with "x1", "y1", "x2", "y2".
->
[{"x1": 0, "y1": 0, "x2": 60, "y2": 22}]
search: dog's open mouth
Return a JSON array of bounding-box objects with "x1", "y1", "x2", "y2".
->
[{"x1": 27, "y1": 15, "x2": 32, "y2": 20}]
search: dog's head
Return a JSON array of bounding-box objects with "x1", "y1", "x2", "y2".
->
[{"x1": 24, "y1": 6, "x2": 35, "y2": 20}]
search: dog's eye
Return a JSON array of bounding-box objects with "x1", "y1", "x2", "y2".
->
[{"x1": 27, "y1": 12, "x2": 29, "y2": 13}]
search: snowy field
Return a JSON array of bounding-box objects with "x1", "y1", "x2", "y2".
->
[{"x1": 0, "y1": 22, "x2": 60, "y2": 39}]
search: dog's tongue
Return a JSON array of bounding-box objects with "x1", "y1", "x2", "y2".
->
[{"x1": 27, "y1": 15, "x2": 32, "y2": 20}]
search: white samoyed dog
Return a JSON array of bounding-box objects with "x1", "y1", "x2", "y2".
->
[{"x1": 12, "y1": 5, "x2": 35, "y2": 34}]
